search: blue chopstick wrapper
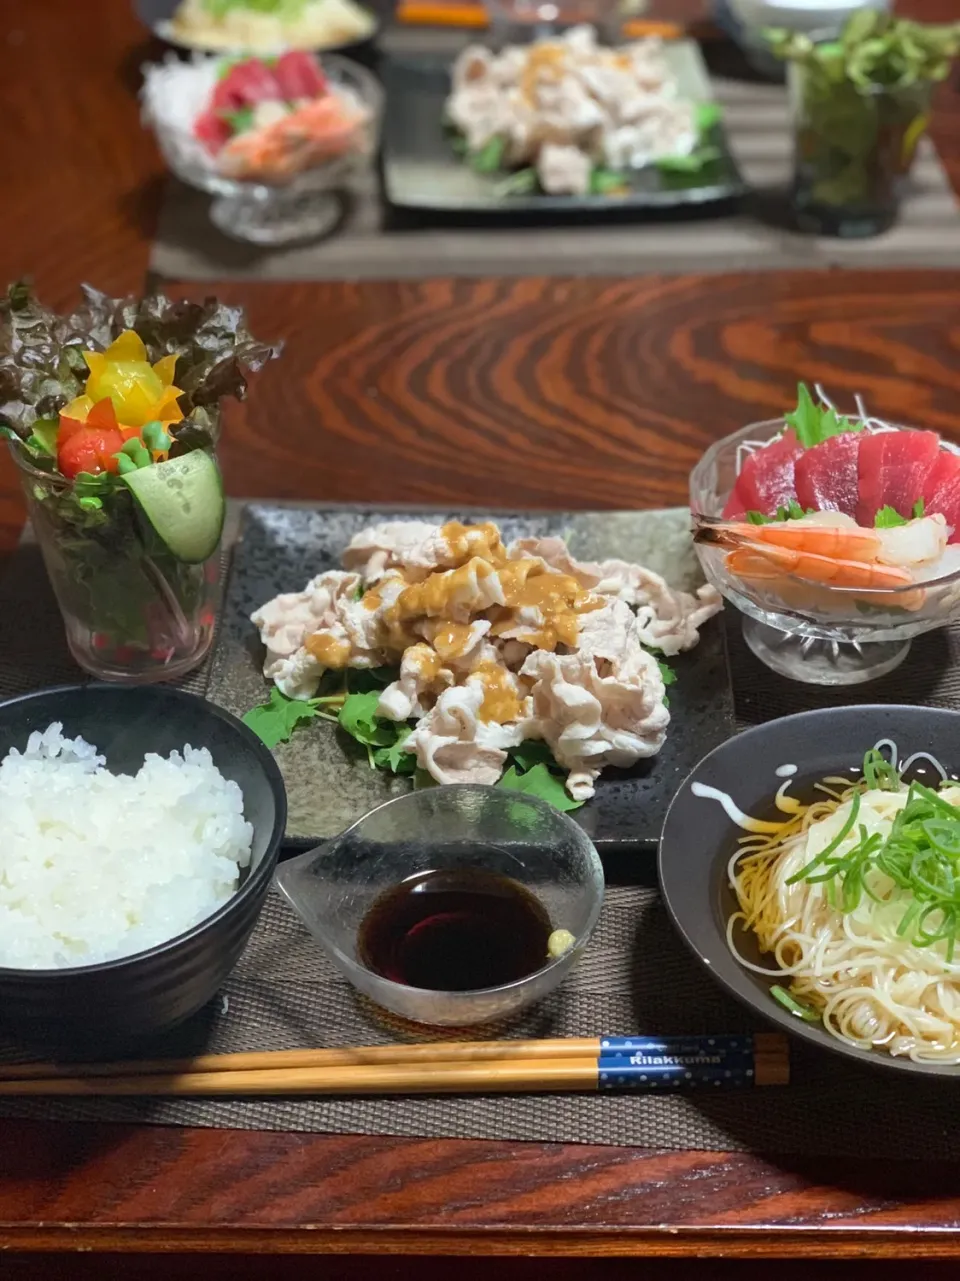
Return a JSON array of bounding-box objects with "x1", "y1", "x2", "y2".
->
[{"x1": 596, "y1": 1035, "x2": 759, "y2": 1092}]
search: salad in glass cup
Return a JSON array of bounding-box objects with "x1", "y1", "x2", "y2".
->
[
  {"x1": 690, "y1": 384, "x2": 960, "y2": 685},
  {"x1": 0, "y1": 283, "x2": 278, "y2": 683}
]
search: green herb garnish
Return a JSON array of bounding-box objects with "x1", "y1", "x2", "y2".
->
[
  {"x1": 862, "y1": 747, "x2": 901, "y2": 791},
  {"x1": 744, "y1": 500, "x2": 813, "y2": 525},
  {"x1": 243, "y1": 688, "x2": 323, "y2": 750},
  {"x1": 508, "y1": 740, "x2": 557, "y2": 773},
  {"x1": 497, "y1": 763, "x2": 583, "y2": 812},
  {"x1": 874, "y1": 498, "x2": 925, "y2": 527},
  {"x1": 225, "y1": 107, "x2": 256, "y2": 135},
  {"x1": 770, "y1": 985, "x2": 821, "y2": 1022},
  {"x1": 469, "y1": 136, "x2": 506, "y2": 174},
  {"x1": 495, "y1": 167, "x2": 538, "y2": 196},
  {"x1": 372, "y1": 727, "x2": 417, "y2": 775},
  {"x1": 785, "y1": 381, "x2": 860, "y2": 448},
  {"x1": 786, "y1": 751, "x2": 960, "y2": 960},
  {"x1": 874, "y1": 505, "x2": 908, "y2": 528},
  {"x1": 590, "y1": 167, "x2": 629, "y2": 194},
  {"x1": 655, "y1": 145, "x2": 721, "y2": 174}
]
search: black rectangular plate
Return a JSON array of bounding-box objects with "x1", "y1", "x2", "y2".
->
[
  {"x1": 206, "y1": 504, "x2": 735, "y2": 855},
  {"x1": 381, "y1": 43, "x2": 747, "y2": 216}
]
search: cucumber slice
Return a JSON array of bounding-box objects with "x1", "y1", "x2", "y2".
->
[{"x1": 122, "y1": 450, "x2": 225, "y2": 563}]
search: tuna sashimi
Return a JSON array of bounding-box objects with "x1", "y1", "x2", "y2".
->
[
  {"x1": 211, "y1": 60, "x2": 282, "y2": 114},
  {"x1": 722, "y1": 428, "x2": 803, "y2": 518},
  {"x1": 856, "y1": 430, "x2": 940, "y2": 527},
  {"x1": 794, "y1": 432, "x2": 861, "y2": 517},
  {"x1": 923, "y1": 448, "x2": 960, "y2": 543},
  {"x1": 274, "y1": 51, "x2": 327, "y2": 101},
  {"x1": 193, "y1": 108, "x2": 232, "y2": 152}
]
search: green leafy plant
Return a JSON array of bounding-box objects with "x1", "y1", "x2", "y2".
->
[
  {"x1": 768, "y1": 13, "x2": 960, "y2": 213},
  {"x1": 768, "y1": 13, "x2": 960, "y2": 90}
]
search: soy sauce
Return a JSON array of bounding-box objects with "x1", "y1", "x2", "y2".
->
[{"x1": 357, "y1": 867, "x2": 553, "y2": 991}]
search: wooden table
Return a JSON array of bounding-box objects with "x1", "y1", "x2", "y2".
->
[{"x1": 4, "y1": 0, "x2": 960, "y2": 1270}]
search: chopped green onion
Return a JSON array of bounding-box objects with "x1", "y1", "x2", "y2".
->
[
  {"x1": 788, "y1": 790, "x2": 861, "y2": 884},
  {"x1": 771, "y1": 985, "x2": 821, "y2": 1022},
  {"x1": 863, "y1": 747, "x2": 900, "y2": 791}
]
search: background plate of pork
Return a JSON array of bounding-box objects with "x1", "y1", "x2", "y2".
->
[
  {"x1": 206, "y1": 505, "x2": 734, "y2": 858},
  {"x1": 380, "y1": 41, "x2": 746, "y2": 215}
]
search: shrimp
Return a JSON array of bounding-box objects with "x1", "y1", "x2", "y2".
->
[
  {"x1": 876, "y1": 514, "x2": 949, "y2": 568},
  {"x1": 722, "y1": 542, "x2": 915, "y2": 591},
  {"x1": 703, "y1": 519, "x2": 884, "y2": 564},
  {"x1": 219, "y1": 96, "x2": 367, "y2": 184}
]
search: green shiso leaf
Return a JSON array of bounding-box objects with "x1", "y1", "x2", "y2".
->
[
  {"x1": 497, "y1": 762, "x2": 584, "y2": 812},
  {"x1": 785, "y1": 381, "x2": 860, "y2": 448},
  {"x1": 243, "y1": 688, "x2": 319, "y2": 749},
  {"x1": 469, "y1": 135, "x2": 506, "y2": 174},
  {"x1": 338, "y1": 690, "x2": 396, "y2": 747},
  {"x1": 874, "y1": 505, "x2": 908, "y2": 528}
]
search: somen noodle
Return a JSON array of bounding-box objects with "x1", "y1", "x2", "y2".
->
[{"x1": 723, "y1": 742, "x2": 960, "y2": 1063}]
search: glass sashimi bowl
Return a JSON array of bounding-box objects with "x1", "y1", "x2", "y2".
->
[
  {"x1": 148, "y1": 55, "x2": 382, "y2": 246},
  {"x1": 690, "y1": 417, "x2": 960, "y2": 685}
]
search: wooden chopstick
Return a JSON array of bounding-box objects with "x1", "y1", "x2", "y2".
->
[
  {"x1": 395, "y1": 3, "x2": 682, "y2": 38},
  {"x1": 0, "y1": 1036, "x2": 599, "y2": 1080},
  {"x1": 0, "y1": 1034, "x2": 788, "y2": 1096}
]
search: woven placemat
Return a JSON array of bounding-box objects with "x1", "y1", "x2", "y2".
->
[
  {"x1": 3, "y1": 885, "x2": 960, "y2": 1159},
  {"x1": 150, "y1": 30, "x2": 960, "y2": 282},
  {"x1": 5, "y1": 506, "x2": 960, "y2": 1156}
]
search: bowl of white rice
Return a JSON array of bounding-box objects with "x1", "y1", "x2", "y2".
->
[{"x1": 0, "y1": 684, "x2": 286, "y2": 1052}]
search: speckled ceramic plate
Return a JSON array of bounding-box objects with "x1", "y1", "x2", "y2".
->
[{"x1": 206, "y1": 504, "x2": 734, "y2": 853}]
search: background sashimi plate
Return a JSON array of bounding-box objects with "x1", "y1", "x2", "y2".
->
[{"x1": 208, "y1": 505, "x2": 734, "y2": 853}]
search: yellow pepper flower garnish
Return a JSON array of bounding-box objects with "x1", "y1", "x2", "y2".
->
[{"x1": 82, "y1": 330, "x2": 184, "y2": 429}]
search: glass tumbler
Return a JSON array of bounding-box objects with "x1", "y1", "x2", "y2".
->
[
  {"x1": 12, "y1": 443, "x2": 221, "y2": 684},
  {"x1": 276, "y1": 784, "x2": 605, "y2": 1027},
  {"x1": 789, "y1": 55, "x2": 933, "y2": 238}
]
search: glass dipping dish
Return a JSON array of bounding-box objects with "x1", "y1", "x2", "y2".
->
[
  {"x1": 149, "y1": 55, "x2": 382, "y2": 247},
  {"x1": 690, "y1": 417, "x2": 960, "y2": 686},
  {"x1": 276, "y1": 785, "x2": 605, "y2": 1027}
]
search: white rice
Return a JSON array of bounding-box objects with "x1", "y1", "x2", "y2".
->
[{"x1": 0, "y1": 724, "x2": 254, "y2": 970}]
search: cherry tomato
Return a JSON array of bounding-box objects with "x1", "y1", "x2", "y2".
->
[{"x1": 57, "y1": 424, "x2": 125, "y2": 479}]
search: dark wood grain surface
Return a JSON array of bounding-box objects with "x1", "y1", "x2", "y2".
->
[{"x1": 5, "y1": 0, "x2": 960, "y2": 1263}]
